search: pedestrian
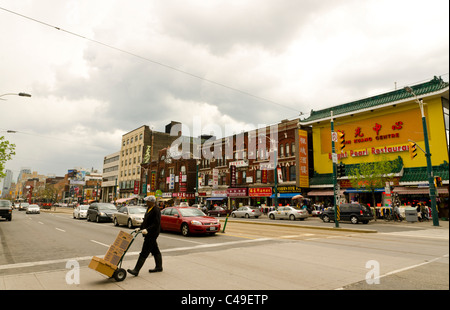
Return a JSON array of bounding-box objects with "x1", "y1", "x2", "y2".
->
[{"x1": 127, "y1": 195, "x2": 163, "y2": 276}]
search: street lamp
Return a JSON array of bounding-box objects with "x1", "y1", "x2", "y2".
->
[
  {"x1": 404, "y1": 86, "x2": 439, "y2": 227},
  {"x1": 0, "y1": 92, "x2": 32, "y2": 100}
]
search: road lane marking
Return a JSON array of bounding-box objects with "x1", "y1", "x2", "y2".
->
[
  {"x1": 160, "y1": 234, "x2": 204, "y2": 244},
  {"x1": 55, "y1": 228, "x2": 65, "y2": 232},
  {"x1": 38, "y1": 222, "x2": 44, "y2": 225},
  {"x1": 0, "y1": 238, "x2": 275, "y2": 271},
  {"x1": 90, "y1": 240, "x2": 110, "y2": 247}
]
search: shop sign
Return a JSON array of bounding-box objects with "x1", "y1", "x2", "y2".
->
[
  {"x1": 229, "y1": 160, "x2": 248, "y2": 168},
  {"x1": 328, "y1": 143, "x2": 410, "y2": 160},
  {"x1": 134, "y1": 181, "x2": 140, "y2": 195},
  {"x1": 296, "y1": 129, "x2": 309, "y2": 188},
  {"x1": 249, "y1": 187, "x2": 272, "y2": 197},
  {"x1": 230, "y1": 165, "x2": 236, "y2": 187},
  {"x1": 173, "y1": 192, "x2": 195, "y2": 199},
  {"x1": 212, "y1": 190, "x2": 227, "y2": 197},
  {"x1": 227, "y1": 188, "x2": 248, "y2": 197},
  {"x1": 278, "y1": 186, "x2": 302, "y2": 193}
]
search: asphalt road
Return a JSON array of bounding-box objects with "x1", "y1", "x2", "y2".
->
[{"x1": 0, "y1": 208, "x2": 448, "y2": 290}]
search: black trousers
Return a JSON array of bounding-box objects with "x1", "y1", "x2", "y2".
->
[{"x1": 140, "y1": 235, "x2": 161, "y2": 259}]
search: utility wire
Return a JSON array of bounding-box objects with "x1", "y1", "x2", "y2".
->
[{"x1": 0, "y1": 6, "x2": 300, "y2": 113}]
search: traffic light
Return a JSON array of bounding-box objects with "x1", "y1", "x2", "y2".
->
[
  {"x1": 434, "y1": 176, "x2": 442, "y2": 187},
  {"x1": 409, "y1": 141, "x2": 417, "y2": 159},
  {"x1": 337, "y1": 130, "x2": 345, "y2": 151},
  {"x1": 336, "y1": 163, "x2": 346, "y2": 178}
]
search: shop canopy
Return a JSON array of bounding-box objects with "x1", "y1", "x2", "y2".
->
[
  {"x1": 206, "y1": 197, "x2": 227, "y2": 201},
  {"x1": 393, "y1": 187, "x2": 448, "y2": 195},
  {"x1": 269, "y1": 193, "x2": 302, "y2": 199}
]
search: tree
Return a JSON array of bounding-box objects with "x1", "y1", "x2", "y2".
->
[
  {"x1": 0, "y1": 136, "x2": 16, "y2": 178},
  {"x1": 347, "y1": 156, "x2": 397, "y2": 208}
]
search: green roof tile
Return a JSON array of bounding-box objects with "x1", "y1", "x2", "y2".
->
[{"x1": 301, "y1": 76, "x2": 449, "y2": 123}]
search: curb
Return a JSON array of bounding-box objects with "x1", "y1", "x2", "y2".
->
[{"x1": 219, "y1": 218, "x2": 378, "y2": 233}]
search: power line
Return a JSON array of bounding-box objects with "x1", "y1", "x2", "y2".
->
[{"x1": 0, "y1": 6, "x2": 300, "y2": 113}]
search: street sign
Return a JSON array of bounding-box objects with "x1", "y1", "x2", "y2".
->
[{"x1": 331, "y1": 132, "x2": 338, "y2": 142}]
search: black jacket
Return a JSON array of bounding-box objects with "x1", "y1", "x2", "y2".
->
[{"x1": 140, "y1": 206, "x2": 161, "y2": 238}]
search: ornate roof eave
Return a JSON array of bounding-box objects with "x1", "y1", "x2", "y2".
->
[{"x1": 299, "y1": 80, "x2": 449, "y2": 126}]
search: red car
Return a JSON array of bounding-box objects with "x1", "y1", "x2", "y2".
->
[{"x1": 161, "y1": 207, "x2": 221, "y2": 236}]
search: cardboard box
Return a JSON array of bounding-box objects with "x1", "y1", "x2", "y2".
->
[
  {"x1": 113, "y1": 231, "x2": 133, "y2": 251},
  {"x1": 88, "y1": 256, "x2": 117, "y2": 277},
  {"x1": 104, "y1": 245, "x2": 125, "y2": 266}
]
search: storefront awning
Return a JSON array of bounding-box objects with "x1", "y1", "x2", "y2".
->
[
  {"x1": 269, "y1": 193, "x2": 301, "y2": 199},
  {"x1": 206, "y1": 197, "x2": 227, "y2": 201},
  {"x1": 393, "y1": 187, "x2": 449, "y2": 195},
  {"x1": 307, "y1": 189, "x2": 345, "y2": 196},
  {"x1": 345, "y1": 188, "x2": 385, "y2": 193}
]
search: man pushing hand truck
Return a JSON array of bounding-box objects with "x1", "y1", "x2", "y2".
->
[{"x1": 127, "y1": 195, "x2": 163, "y2": 276}]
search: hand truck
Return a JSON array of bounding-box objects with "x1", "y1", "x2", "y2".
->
[{"x1": 88, "y1": 230, "x2": 141, "y2": 282}]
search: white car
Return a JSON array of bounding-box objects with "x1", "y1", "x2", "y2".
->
[
  {"x1": 269, "y1": 206, "x2": 308, "y2": 221},
  {"x1": 73, "y1": 205, "x2": 89, "y2": 219},
  {"x1": 231, "y1": 206, "x2": 261, "y2": 218},
  {"x1": 26, "y1": 204, "x2": 40, "y2": 214}
]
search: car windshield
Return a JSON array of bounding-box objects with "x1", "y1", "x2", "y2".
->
[
  {"x1": 179, "y1": 208, "x2": 206, "y2": 217},
  {"x1": 79, "y1": 205, "x2": 89, "y2": 210},
  {"x1": 129, "y1": 207, "x2": 146, "y2": 214},
  {"x1": 0, "y1": 201, "x2": 11, "y2": 207},
  {"x1": 97, "y1": 204, "x2": 117, "y2": 210}
]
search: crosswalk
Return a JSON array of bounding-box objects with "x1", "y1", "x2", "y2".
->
[{"x1": 381, "y1": 228, "x2": 449, "y2": 240}]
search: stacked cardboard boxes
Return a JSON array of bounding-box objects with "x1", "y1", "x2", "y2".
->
[{"x1": 88, "y1": 231, "x2": 134, "y2": 277}]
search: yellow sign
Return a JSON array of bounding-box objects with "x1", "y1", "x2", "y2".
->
[
  {"x1": 296, "y1": 129, "x2": 309, "y2": 188},
  {"x1": 320, "y1": 107, "x2": 425, "y2": 154}
]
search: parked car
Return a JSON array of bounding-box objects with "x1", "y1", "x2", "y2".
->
[
  {"x1": 161, "y1": 207, "x2": 220, "y2": 236},
  {"x1": 207, "y1": 206, "x2": 231, "y2": 217},
  {"x1": 73, "y1": 204, "x2": 89, "y2": 219},
  {"x1": 0, "y1": 199, "x2": 13, "y2": 221},
  {"x1": 113, "y1": 206, "x2": 146, "y2": 228},
  {"x1": 26, "y1": 204, "x2": 40, "y2": 214},
  {"x1": 19, "y1": 202, "x2": 29, "y2": 211},
  {"x1": 231, "y1": 206, "x2": 261, "y2": 218},
  {"x1": 87, "y1": 203, "x2": 117, "y2": 223},
  {"x1": 321, "y1": 203, "x2": 373, "y2": 224},
  {"x1": 268, "y1": 206, "x2": 308, "y2": 221}
]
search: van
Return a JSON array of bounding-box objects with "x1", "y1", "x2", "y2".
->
[{"x1": 321, "y1": 203, "x2": 373, "y2": 224}]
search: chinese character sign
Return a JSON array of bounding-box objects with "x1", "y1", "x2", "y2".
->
[{"x1": 297, "y1": 129, "x2": 309, "y2": 188}]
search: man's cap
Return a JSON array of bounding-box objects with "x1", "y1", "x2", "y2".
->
[{"x1": 144, "y1": 195, "x2": 156, "y2": 202}]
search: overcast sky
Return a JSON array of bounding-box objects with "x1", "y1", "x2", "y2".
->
[{"x1": 0, "y1": 0, "x2": 448, "y2": 179}]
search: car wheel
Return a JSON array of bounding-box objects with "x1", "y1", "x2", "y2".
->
[
  {"x1": 289, "y1": 214, "x2": 296, "y2": 221},
  {"x1": 181, "y1": 223, "x2": 190, "y2": 236},
  {"x1": 269, "y1": 213, "x2": 275, "y2": 220},
  {"x1": 231, "y1": 213, "x2": 236, "y2": 218},
  {"x1": 350, "y1": 216, "x2": 358, "y2": 224},
  {"x1": 245, "y1": 213, "x2": 250, "y2": 218},
  {"x1": 127, "y1": 219, "x2": 133, "y2": 229},
  {"x1": 322, "y1": 215, "x2": 330, "y2": 223},
  {"x1": 114, "y1": 218, "x2": 119, "y2": 226}
]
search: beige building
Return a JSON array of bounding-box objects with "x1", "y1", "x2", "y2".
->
[
  {"x1": 118, "y1": 123, "x2": 180, "y2": 198},
  {"x1": 101, "y1": 151, "x2": 120, "y2": 202}
]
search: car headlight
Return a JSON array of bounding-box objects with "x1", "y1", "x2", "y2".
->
[
  {"x1": 99, "y1": 212, "x2": 105, "y2": 216},
  {"x1": 191, "y1": 220, "x2": 202, "y2": 225}
]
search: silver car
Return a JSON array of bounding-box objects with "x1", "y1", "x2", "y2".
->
[
  {"x1": 26, "y1": 204, "x2": 40, "y2": 214},
  {"x1": 73, "y1": 205, "x2": 89, "y2": 219},
  {"x1": 269, "y1": 206, "x2": 308, "y2": 221},
  {"x1": 231, "y1": 206, "x2": 261, "y2": 218},
  {"x1": 113, "y1": 206, "x2": 146, "y2": 228}
]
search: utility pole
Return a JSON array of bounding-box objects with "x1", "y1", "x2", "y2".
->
[{"x1": 330, "y1": 111, "x2": 339, "y2": 228}]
